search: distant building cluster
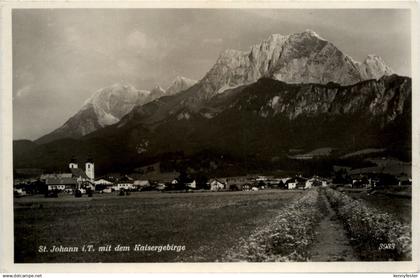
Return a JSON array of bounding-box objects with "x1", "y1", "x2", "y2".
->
[{"x1": 13, "y1": 156, "x2": 412, "y2": 198}]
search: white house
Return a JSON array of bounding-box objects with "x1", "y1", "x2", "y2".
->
[
  {"x1": 305, "y1": 179, "x2": 314, "y2": 189},
  {"x1": 287, "y1": 181, "x2": 297, "y2": 189},
  {"x1": 186, "y1": 180, "x2": 196, "y2": 189},
  {"x1": 112, "y1": 175, "x2": 135, "y2": 191},
  {"x1": 285, "y1": 178, "x2": 306, "y2": 190},
  {"x1": 134, "y1": 180, "x2": 150, "y2": 190},
  {"x1": 45, "y1": 177, "x2": 77, "y2": 191},
  {"x1": 208, "y1": 179, "x2": 226, "y2": 191},
  {"x1": 112, "y1": 183, "x2": 135, "y2": 191}
]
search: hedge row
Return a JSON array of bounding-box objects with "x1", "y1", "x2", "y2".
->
[
  {"x1": 324, "y1": 188, "x2": 411, "y2": 261},
  {"x1": 225, "y1": 189, "x2": 324, "y2": 262}
]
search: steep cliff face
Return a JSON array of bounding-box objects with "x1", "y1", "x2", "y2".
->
[
  {"x1": 196, "y1": 30, "x2": 393, "y2": 100},
  {"x1": 166, "y1": 76, "x2": 197, "y2": 96},
  {"x1": 228, "y1": 75, "x2": 410, "y2": 124}
]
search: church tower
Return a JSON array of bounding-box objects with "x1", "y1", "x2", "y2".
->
[
  {"x1": 69, "y1": 157, "x2": 78, "y2": 169},
  {"x1": 85, "y1": 158, "x2": 95, "y2": 180}
]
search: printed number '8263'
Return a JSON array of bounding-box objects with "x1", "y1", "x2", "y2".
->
[{"x1": 379, "y1": 243, "x2": 395, "y2": 250}]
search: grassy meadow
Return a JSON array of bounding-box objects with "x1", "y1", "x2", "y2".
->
[{"x1": 14, "y1": 190, "x2": 303, "y2": 263}]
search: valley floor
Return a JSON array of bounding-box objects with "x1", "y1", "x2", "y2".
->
[{"x1": 13, "y1": 188, "x2": 411, "y2": 263}]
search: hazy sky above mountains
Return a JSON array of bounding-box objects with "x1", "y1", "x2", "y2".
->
[{"x1": 13, "y1": 9, "x2": 411, "y2": 140}]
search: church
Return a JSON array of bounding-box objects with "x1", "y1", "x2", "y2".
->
[{"x1": 43, "y1": 158, "x2": 95, "y2": 192}]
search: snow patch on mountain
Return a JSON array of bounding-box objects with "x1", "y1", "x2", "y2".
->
[
  {"x1": 36, "y1": 76, "x2": 197, "y2": 143},
  {"x1": 83, "y1": 83, "x2": 150, "y2": 127},
  {"x1": 166, "y1": 76, "x2": 197, "y2": 95},
  {"x1": 81, "y1": 77, "x2": 197, "y2": 127}
]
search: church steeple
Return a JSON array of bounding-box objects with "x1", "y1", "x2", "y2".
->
[
  {"x1": 85, "y1": 158, "x2": 94, "y2": 180},
  {"x1": 69, "y1": 157, "x2": 78, "y2": 169}
]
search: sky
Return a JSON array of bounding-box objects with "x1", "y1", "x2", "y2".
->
[{"x1": 12, "y1": 9, "x2": 411, "y2": 140}]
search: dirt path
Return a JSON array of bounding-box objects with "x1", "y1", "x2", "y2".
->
[{"x1": 309, "y1": 192, "x2": 357, "y2": 261}]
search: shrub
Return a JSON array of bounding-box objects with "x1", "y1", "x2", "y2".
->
[
  {"x1": 74, "y1": 190, "x2": 82, "y2": 198},
  {"x1": 324, "y1": 188, "x2": 411, "y2": 261}
]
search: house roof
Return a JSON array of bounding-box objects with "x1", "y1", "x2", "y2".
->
[
  {"x1": 130, "y1": 171, "x2": 179, "y2": 183},
  {"x1": 46, "y1": 177, "x2": 77, "y2": 185},
  {"x1": 286, "y1": 177, "x2": 307, "y2": 183},
  {"x1": 208, "y1": 179, "x2": 226, "y2": 184},
  {"x1": 118, "y1": 175, "x2": 134, "y2": 183},
  {"x1": 41, "y1": 173, "x2": 72, "y2": 180},
  {"x1": 349, "y1": 167, "x2": 381, "y2": 175},
  {"x1": 71, "y1": 168, "x2": 90, "y2": 179},
  {"x1": 94, "y1": 179, "x2": 113, "y2": 185},
  {"x1": 134, "y1": 180, "x2": 150, "y2": 186}
]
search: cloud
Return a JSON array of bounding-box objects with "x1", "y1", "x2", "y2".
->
[{"x1": 202, "y1": 38, "x2": 223, "y2": 45}]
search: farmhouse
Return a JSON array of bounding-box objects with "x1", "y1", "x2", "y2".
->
[
  {"x1": 264, "y1": 178, "x2": 283, "y2": 187},
  {"x1": 93, "y1": 178, "x2": 113, "y2": 192},
  {"x1": 133, "y1": 180, "x2": 151, "y2": 190},
  {"x1": 94, "y1": 178, "x2": 113, "y2": 185},
  {"x1": 186, "y1": 180, "x2": 197, "y2": 189},
  {"x1": 305, "y1": 177, "x2": 327, "y2": 189},
  {"x1": 305, "y1": 178, "x2": 315, "y2": 189},
  {"x1": 46, "y1": 177, "x2": 77, "y2": 191},
  {"x1": 208, "y1": 179, "x2": 226, "y2": 191},
  {"x1": 130, "y1": 166, "x2": 180, "y2": 185},
  {"x1": 222, "y1": 176, "x2": 254, "y2": 191},
  {"x1": 113, "y1": 175, "x2": 135, "y2": 191},
  {"x1": 285, "y1": 177, "x2": 306, "y2": 190}
]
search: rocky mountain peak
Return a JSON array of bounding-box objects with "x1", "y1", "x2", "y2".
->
[
  {"x1": 151, "y1": 85, "x2": 165, "y2": 94},
  {"x1": 166, "y1": 76, "x2": 197, "y2": 95},
  {"x1": 196, "y1": 30, "x2": 394, "y2": 100},
  {"x1": 301, "y1": 29, "x2": 325, "y2": 40},
  {"x1": 36, "y1": 76, "x2": 197, "y2": 143},
  {"x1": 359, "y1": 54, "x2": 393, "y2": 79},
  {"x1": 83, "y1": 83, "x2": 150, "y2": 127}
]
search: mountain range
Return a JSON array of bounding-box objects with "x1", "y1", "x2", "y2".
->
[
  {"x1": 194, "y1": 30, "x2": 393, "y2": 100},
  {"x1": 36, "y1": 76, "x2": 197, "y2": 144},
  {"x1": 14, "y1": 30, "x2": 410, "y2": 175}
]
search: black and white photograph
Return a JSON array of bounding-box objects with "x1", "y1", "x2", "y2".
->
[{"x1": 3, "y1": 4, "x2": 417, "y2": 269}]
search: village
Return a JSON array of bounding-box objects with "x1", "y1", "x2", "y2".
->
[{"x1": 13, "y1": 157, "x2": 412, "y2": 198}]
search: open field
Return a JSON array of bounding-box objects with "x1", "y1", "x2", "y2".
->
[
  {"x1": 14, "y1": 188, "x2": 412, "y2": 262},
  {"x1": 14, "y1": 190, "x2": 303, "y2": 263}
]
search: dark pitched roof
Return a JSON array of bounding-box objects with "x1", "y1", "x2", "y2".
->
[
  {"x1": 70, "y1": 168, "x2": 90, "y2": 179},
  {"x1": 208, "y1": 178, "x2": 226, "y2": 185},
  {"x1": 46, "y1": 177, "x2": 77, "y2": 185},
  {"x1": 129, "y1": 171, "x2": 179, "y2": 183},
  {"x1": 117, "y1": 175, "x2": 134, "y2": 183}
]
